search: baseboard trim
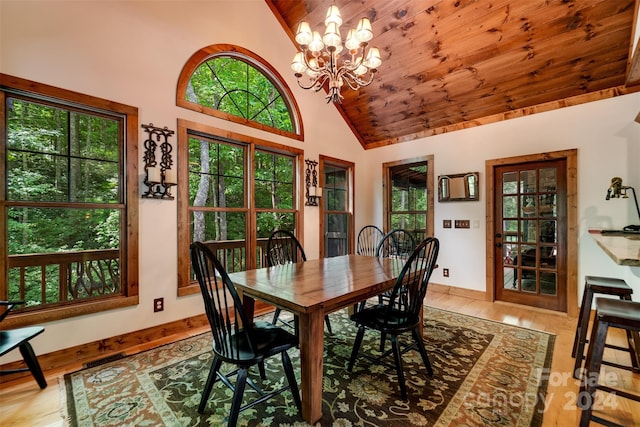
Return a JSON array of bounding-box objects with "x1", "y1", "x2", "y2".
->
[
  {"x1": 429, "y1": 282, "x2": 487, "y2": 301},
  {"x1": 0, "y1": 305, "x2": 274, "y2": 384}
]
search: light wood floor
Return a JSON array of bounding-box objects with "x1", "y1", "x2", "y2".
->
[{"x1": 1, "y1": 291, "x2": 639, "y2": 426}]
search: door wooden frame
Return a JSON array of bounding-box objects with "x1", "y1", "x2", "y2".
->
[{"x1": 485, "y1": 149, "x2": 578, "y2": 317}]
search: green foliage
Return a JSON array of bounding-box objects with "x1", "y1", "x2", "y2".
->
[
  {"x1": 4, "y1": 97, "x2": 123, "y2": 306},
  {"x1": 188, "y1": 56, "x2": 294, "y2": 132}
]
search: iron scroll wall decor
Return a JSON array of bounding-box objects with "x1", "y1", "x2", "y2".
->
[
  {"x1": 305, "y1": 159, "x2": 322, "y2": 206},
  {"x1": 141, "y1": 123, "x2": 176, "y2": 200}
]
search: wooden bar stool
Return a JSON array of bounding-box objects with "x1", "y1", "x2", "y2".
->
[
  {"x1": 572, "y1": 276, "x2": 637, "y2": 379},
  {"x1": 578, "y1": 298, "x2": 640, "y2": 427}
]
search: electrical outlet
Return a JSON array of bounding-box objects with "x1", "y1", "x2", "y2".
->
[
  {"x1": 154, "y1": 297, "x2": 164, "y2": 312},
  {"x1": 443, "y1": 268, "x2": 449, "y2": 277},
  {"x1": 454, "y1": 220, "x2": 470, "y2": 229},
  {"x1": 443, "y1": 219, "x2": 452, "y2": 228}
]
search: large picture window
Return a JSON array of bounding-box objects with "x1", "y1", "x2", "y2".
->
[
  {"x1": 0, "y1": 74, "x2": 139, "y2": 326},
  {"x1": 177, "y1": 119, "x2": 302, "y2": 295}
]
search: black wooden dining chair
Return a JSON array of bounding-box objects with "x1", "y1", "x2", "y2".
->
[
  {"x1": 347, "y1": 236, "x2": 440, "y2": 400},
  {"x1": 357, "y1": 228, "x2": 416, "y2": 313},
  {"x1": 266, "y1": 230, "x2": 332, "y2": 334},
  {"x1": 356, "y1": 225, "x2": 384, "y2": 256},
  {"x1": 0, "y1": 301, "x2": 47, "y2": 389},
  {"x1": 375, "y1": 228, "x2": 416, "y2": 259},
  {"x1": 190, "y1": 242, "x2": 301, "y2": 427}
]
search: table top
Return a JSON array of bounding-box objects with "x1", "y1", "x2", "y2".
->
[
  {"x1": 589, "y1": 229, "x2": 640, "y2": 266},
  {"x1": 227, "y1": 254, "x2": 404, "y2": 314}
]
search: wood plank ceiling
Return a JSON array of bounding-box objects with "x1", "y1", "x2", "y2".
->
[{"x1": 267, "y1": 0, "x2": 640, "y2": 149}]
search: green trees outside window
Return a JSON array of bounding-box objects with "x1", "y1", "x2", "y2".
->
[
  {"x1": 183, "y1": 128, "x2": 299, "y2": 281},
  {"x1": 189, "y1": 56, "x2": 294, "y2": 133},
  {"x1": 389, "y1": 162, "x2": 429, "y2": 241},
  {"x1": 1, "y1": 79, "x2": 137, "y2": 317}
]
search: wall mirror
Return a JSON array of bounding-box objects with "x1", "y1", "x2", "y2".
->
[{"x1": 438, "y1": 172, "x2": 479, "y2": 202}]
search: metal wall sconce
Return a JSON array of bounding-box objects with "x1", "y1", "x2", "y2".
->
[
  {"x1": 305, "y1": 159, "x2": 322, "y2": 206},
  {"x1": 605, "y1": 176, "x2": 640, "y2": 232},
  {"x1": 141, "y1": 123, "x2": 177, "y2": 199}
]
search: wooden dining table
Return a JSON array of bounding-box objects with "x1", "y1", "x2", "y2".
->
[{"x1": 227, "y1": 254, "x2": 405, "y2": 424}]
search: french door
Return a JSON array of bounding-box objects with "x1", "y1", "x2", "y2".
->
[{"x1": 494, "y1": 158, "x2": 567, "y2": 312}]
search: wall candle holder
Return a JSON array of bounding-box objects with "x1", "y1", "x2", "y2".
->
[
  {"x1": 141, "y1": 123, "x2": 176, "y2": 199},
  {"x1": 305, "y1": 159, "x2": 322, "y2": 206}
]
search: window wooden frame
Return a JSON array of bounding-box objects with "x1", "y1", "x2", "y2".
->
[
  {"x1": 0, "y1": 74, "x2": 139, "y2": 328},
  {"x1": 176, "y1": 44, "x2": 304, "y2": 142},
  {"x1": 383, "y1": 155, "x2": 434, "y2": 240},
  {"x1": 319, "y1": 155, "x2": 354, "y2": 258},
  {"x1": 176, "y1": 118, "x2": 304, "y2": 296}
]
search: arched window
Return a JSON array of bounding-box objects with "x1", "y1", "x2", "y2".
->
[{"x1": 177, "y1": 44, "x2": 303, "y2": 141}]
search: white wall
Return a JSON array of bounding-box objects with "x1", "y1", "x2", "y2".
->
[
  {"x1": 361, "y1": 93, "x2": 640, "y2": 296},
  {"x1": 1, "y1": 0, "x2": 639, "y2": 361}
]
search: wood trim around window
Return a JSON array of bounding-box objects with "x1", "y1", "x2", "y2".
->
[
  {"x1": 318, "y1": 155, "x2": 355, "y2": 258},
  {"x1": 0, "y1": 74, "x2": 139, "y2": 328},
  {"x1": 175, "y1": 44, "x2": 304, "y2": 142},
  {"x1": 382, "y1": 155, "x2": 435, "y2": 238},
  {"x1": 176, "y1": 118, "x2": 304, "y2": 297}
]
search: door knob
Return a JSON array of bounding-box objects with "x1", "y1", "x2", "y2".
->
[{"x1": 496, "y1": 243, "x2": 502, "y2": 248}]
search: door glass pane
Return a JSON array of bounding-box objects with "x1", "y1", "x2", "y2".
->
[
  {"x1": 541, "y1": 272, "x2": 557, "y2": 295},
  {"x1": 503, "y1": 172, "x2": 518, "y2": 194},
  {"x1": 503, "y1": 196, "x2": 518, "y2": 218},
  {"x1": 520, "y1": 170, "x2": 537, "y2": 193},
  {"x1": 539, "y1": 194, "x2": 556, "y2": 217},
  {"x1": 521, "y1": 220, "x2": 537, "y2": 242},
  {"x1": 521, "y1": 195, "x2": 537, "y2": 216},
  {"x1": 540, "y1": 220, "x2": 557, "y2": 244},
  {"x1": 540, "y1": 168, "x2": 557, "y2": 191}
]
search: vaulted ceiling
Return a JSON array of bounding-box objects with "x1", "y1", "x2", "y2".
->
[{"x1": 267, "y1": 0, "x2": 640, "y2": 149}]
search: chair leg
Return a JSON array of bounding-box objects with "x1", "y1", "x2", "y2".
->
[
  {"x1": 573, "y1": 288, "x2": 594, "y2": 379},
  {"x1": 272, "y1": 308, "x2": 282, "y2": 325},
  {"x1": 324, "y1": 315, "x2": 332, "y2": 335},
  {"x1": 199, "y1": 356, "x2": 222, "y2": 413},
  {"x1": 282, "y1": 351, "x2": 302, "y2": 411},
  {"x1": 258, "y1": 361, "x2": 266, "y2": 380},
  {"x1": 18, "y1": 342, "x2": 47, "y2": 389},
  {"x1": 348, "y1": 326, "x2": 366, "y2": 371},
  {"x1": 578, "y1": 317, "x2": 608, "y2": 427},
  {"x1": 379, "y1": 332, "x2": 387, "y2": 352},
  {"x1": 412, "y1": 328, "x2": 433, "y2": 376},
  {"x1": 572, "y1": 285, "x2": 591, "y2": 357},
  {"x1": 390, "y1": 335, "x2": 408, "y2": 400},
  {"x1": 228, "y1": 367, "x2": 248, "y2": 427}
]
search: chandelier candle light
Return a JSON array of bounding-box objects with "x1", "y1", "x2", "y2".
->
[{"x1": 291, "y1": 4, "x2": 382, "y2": 103}]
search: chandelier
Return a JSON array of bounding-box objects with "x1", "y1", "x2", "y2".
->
[{"x1": 290, "y1": 4, "x2": 382, "y2": 103}]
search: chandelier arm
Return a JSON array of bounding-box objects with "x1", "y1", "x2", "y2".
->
[
  {"x1": 296, "y1": 73, "x2": 328, "y2": 91},
  {"x1": 341, "y1": 70, "x2": 375, "y2": 89}
]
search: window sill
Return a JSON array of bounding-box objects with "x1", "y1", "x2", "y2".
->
[{"x1": 2, "y1": 295, "x2": 139, "y2": 329}]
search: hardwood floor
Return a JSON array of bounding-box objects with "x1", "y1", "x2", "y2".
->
[{"x1": 1, "y1": 291, "x2": 638, "y2": 426}]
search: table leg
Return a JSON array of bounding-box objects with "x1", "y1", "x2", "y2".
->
[
  {"x1": 298, "y1": 309, "x2": 324, "y2": 424},
  {"x1": 240, "y1": 291, "x2": 255, "y2": 326}
]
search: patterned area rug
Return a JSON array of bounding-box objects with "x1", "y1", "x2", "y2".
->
[{"x1": 63, "y1": 307, "x2": 554, "y2": 426}]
